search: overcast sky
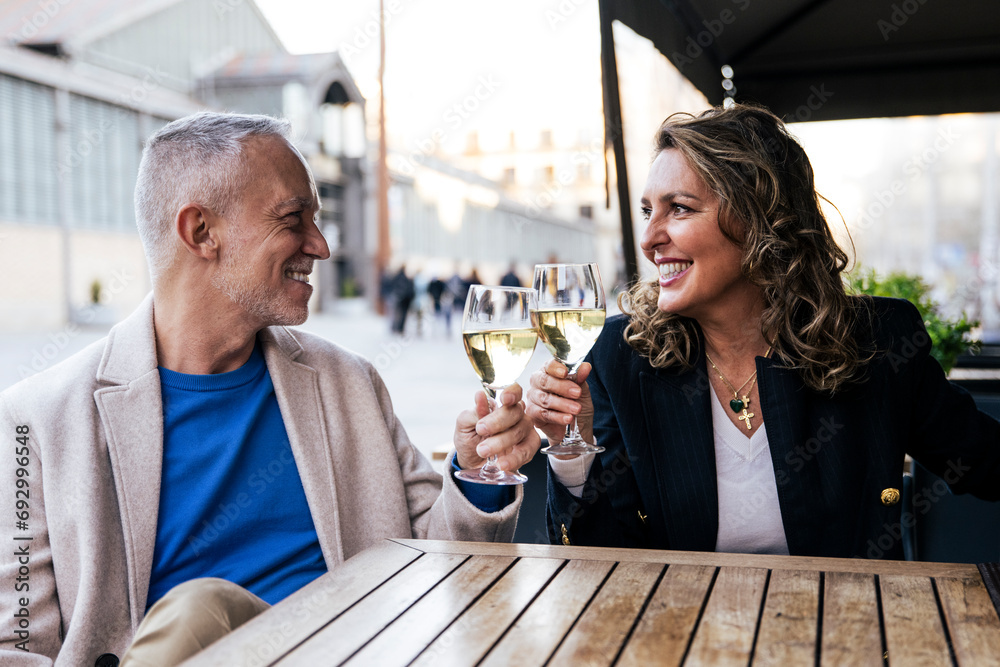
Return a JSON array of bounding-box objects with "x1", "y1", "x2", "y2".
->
[{"x1": 254, "y1": 0, "x2": 605, "y2": 147}]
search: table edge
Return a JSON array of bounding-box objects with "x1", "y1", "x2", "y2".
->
[{"x1": 389, "y1": 539, "x2": 982, "y2": 578}]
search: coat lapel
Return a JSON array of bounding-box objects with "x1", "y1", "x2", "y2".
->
[
  {"x1": 638, "y1": 360, "x2": 719, "y2": 552},
  {"x1": 93, "y1": 294, "x2": 163, "y2": 627},
  {"x1": 260, "y1": 327, "x2": 344, "y2": 565},
  {"x1": 756, "y1": 355, "x2": 822, "y2": 555}
]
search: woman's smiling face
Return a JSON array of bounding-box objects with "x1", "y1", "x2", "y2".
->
[{"x1": 639, "y1": 149, "x2": 758, "y2": 323}]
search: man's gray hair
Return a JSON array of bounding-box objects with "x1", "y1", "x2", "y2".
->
[{"x1": 134, "y1": 112, "x2": 292, "y2": 277}]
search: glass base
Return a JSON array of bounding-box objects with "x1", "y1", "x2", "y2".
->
[
  {"x1": 541, "y1": 441, "x2": 605, "y2": 456},
  {"x1": 454, "y1": 468, "x2": 528, "y2": 485}
]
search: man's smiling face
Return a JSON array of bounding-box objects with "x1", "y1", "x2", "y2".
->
[{"x1": 211, "y1": 135, "x2": 330, "y2": 327}]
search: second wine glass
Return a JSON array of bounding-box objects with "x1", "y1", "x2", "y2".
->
[
  {"x1": 532, "y1": 263, "x2": 606, "y2": 456},
  {"x1": 456, "y1": 285, "x2": 538, "y2": 485}
]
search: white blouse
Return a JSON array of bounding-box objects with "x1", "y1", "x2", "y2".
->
[{"x1": 548, "y1": 390, "x2": 790, "y2": 555}]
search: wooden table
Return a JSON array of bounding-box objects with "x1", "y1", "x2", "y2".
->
[{"x1": 184, "y1": 539, "x2": 1000, "y2": 666}]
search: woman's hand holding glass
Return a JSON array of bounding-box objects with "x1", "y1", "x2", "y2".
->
[
  {"x1": 526, "y1": 359, "x2": 595, "y2": 453},
  {"x1": 531, "y1": 263, "x2": 605, "y2": 455}
]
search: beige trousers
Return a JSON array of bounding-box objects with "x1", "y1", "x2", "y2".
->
[{"x1": 121, "y1": 578, "x2": 271, "y2": 667}]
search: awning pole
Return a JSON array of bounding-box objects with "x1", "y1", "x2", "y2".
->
[{"x1": 599, "y1": 0, "x2": 639, "y2": 286}]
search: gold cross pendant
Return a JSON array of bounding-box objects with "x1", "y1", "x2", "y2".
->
[{"x1": 738, "y1": 404, "x2": 755, "y2": 430}]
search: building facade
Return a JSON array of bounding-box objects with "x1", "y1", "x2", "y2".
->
[{"x1": 0, "y1": 0, "x2": 366, "y2": 329}]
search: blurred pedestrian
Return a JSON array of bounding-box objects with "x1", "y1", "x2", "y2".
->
[
  {"x1": 500, "y1": 263, "x2": 521, "y2": 287},
  {"x1": 390, "y1": 265, "x2": 415, "y2": 335},
  {"x1": 427, "y1": 276, "x2": 454, "y2": 335}
]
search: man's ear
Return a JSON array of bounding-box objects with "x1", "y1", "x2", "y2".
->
[{"x1": 176, "y1": 204, "x2": 220, "y2": 260}]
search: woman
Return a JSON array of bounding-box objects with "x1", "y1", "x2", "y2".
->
[{"x1": 523, "y1": 103, "x2": 1000, "y2": 559}]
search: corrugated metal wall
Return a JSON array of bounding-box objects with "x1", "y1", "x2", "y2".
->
[
  {"x1": 67, "y1": 95, "x2": 141, "y2": 230},
  {"x1": 84, "y1": 0, "x2": 283, "y2": 92},
  {"x1": 0, "y1": 74, "x2": 58, "y2": 225}
]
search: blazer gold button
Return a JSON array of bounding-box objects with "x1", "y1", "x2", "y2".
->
[
  {"x1": 637, "y1": 510, "x2": 648, "y2": 524},
  {"x1": 881, "y1": 488, "x2": 900, "y2": 506},
  {"x1": 560, "y1": 524, "x2": 570, "y2": 546}
]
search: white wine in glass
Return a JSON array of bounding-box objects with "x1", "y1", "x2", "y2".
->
[
  {"x1": 532, "y1": 263, "x2": 607, "y2": 456},
  {"x1": 456, "y1": 285, "x2": 538, "y2": 485}
]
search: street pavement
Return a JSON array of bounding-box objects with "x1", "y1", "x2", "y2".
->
[{"x1": 0, "y1": 299, "x2": 556, "y2": 465}]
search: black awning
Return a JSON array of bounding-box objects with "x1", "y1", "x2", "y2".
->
[{"x1": 610, "y1": 0, "x2": 1000, "y2": 121}]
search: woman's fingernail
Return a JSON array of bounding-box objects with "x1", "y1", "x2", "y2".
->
[{"x1": 477, "y1": 445, "x2": 489, "y2": 457}]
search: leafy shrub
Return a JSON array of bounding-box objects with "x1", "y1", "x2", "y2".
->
[{"x1": 848, "y1": 269, "x2": 978, "y2": 373}]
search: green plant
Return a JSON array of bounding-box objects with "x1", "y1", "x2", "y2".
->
[
  {"x1": 848, "y1": 268, "x2": 979, "y2": 373},
  {"x1": 341, "y1": 277, "x2": 358, "y2": 298},
  {"x1": 89, "y1": 279, "x2": 102, "y2": 305}
]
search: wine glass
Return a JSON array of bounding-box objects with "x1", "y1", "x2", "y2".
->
[
  {"x1": 532, "y1": 263, "x2": 607, "y2": 456},
  {"x1": 455, "y1": 285, "x2": 538, "y2": 485}
]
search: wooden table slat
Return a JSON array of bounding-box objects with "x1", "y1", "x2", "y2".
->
[
  {"x1": 397, "y1": 539, "x2": 980, "y2": 578},
  {"x1": 616, "y1": 564, "x2": 716, "y2": 667},
  {"x1": 180, "y1": 540, "x2": 423, "y2": 666},
  {"x1": 274, "y1": 552, "x2": 470, "y2": 666},
  {"x1": 548, "y1": 561, "x2": 664, "y2": 666},
  {"x1": 341, "y1": 555, "x2": 517, "y2": 667},
  {"x1": 751, "y1": 569, "x2": 820, "y2": 666},
  {"x1": 480, "y1": 559, "x2": 615, "y2": 667},
  {"x1": 821, "y1": 571, "x2": 883, "y2": 667},
  {"x1": 685, "y1": 566, "x2": 769, "y2": 666},
  {"x1": 880, "y1": 574, "x2": 952, "y2": 665},
  {"x1": 935, "y1": 575, "x2": 1000, "y2": 666},
  {"x1": 411, "y1": 557, "x2": 564, "y2": 667}
]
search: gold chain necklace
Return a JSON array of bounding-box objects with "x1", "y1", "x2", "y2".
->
[{"x1": 706, "y1": 346, "x2": 772, "y2": 430}]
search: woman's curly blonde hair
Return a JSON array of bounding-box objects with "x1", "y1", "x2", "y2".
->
[{"x1": 621, "y1": 103, "x2": 871, "y2": 393}]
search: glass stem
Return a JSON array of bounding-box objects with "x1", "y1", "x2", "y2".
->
[
  {"x1": 479, "y1": 385, "x2": 503, "y2": 481},
  {"x1": 564, "y1": 369, "x2": 582, "y2": 444}
]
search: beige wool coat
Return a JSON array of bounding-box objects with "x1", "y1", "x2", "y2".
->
[{"x1": 0, "y1": 295, "x2": 521, "y2": 666}]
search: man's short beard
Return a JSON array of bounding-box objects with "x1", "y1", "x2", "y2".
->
[{"x1": 211, "y1": 251, "x2": 309, "y2": 326}]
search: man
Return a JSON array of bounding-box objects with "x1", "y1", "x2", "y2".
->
[{"x1": 0, "y1": 113, "x2": 538, "y2": 666}]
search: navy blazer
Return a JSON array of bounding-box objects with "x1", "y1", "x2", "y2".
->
[{"x1": 547, "y1": 297, "x2": 1000, "y2": 559}]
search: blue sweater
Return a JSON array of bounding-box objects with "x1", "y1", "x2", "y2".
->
[{"x1": 146, "y1": 343, "x2": 326, "y2": 609}]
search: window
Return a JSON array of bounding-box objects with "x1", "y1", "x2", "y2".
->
[
  {"x1": 503, "y1": 168, "x2": 516, "y2": 185},
  {"x1": 540, "y1": 129, "x2": 552, "y2": 148}
]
